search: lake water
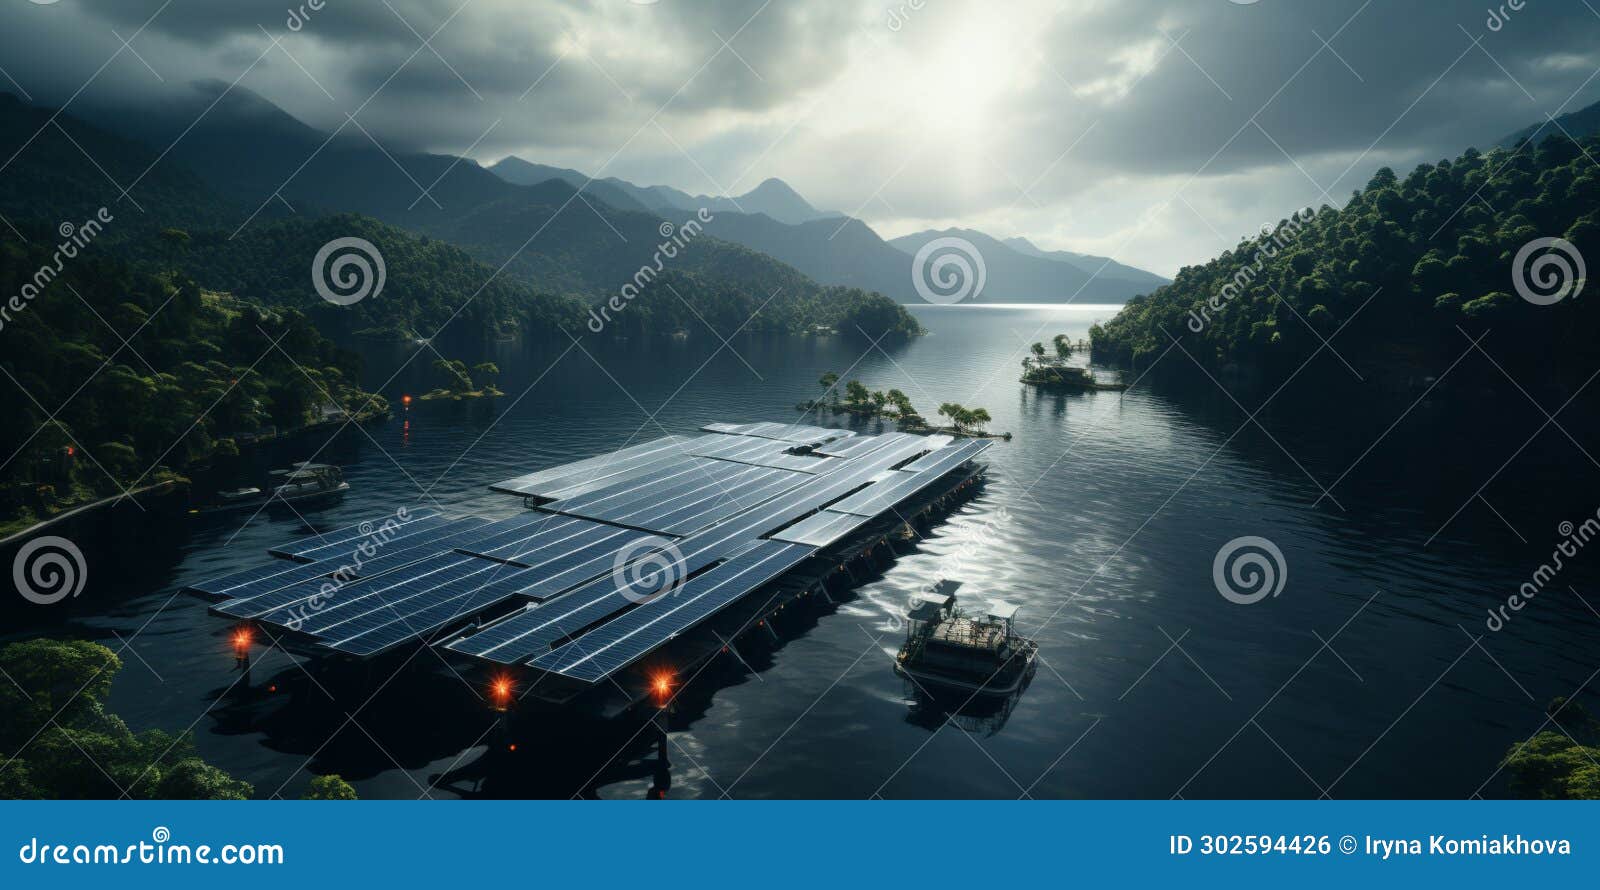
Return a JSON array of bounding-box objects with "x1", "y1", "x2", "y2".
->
[{"x1": 8, "y1": 303, "x2": 1600, "y2": 799}]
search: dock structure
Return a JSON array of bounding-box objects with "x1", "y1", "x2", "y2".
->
[{"x1": 190, "y1": 423, "x2": 990, "y2": 700}]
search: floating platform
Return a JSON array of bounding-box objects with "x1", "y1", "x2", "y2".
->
[{"x1": 189, "y1": 423, "x2": 990, "y2": 703}]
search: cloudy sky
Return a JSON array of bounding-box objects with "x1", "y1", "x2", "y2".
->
[{"x1": 2, "y1": 0, "x2": 1598, "y2": 276}]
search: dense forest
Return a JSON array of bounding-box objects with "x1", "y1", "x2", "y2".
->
[
  {"x1": 0, "y1": 231, "x2": 384, "y2": 528},
  {"x1": 1091, "y1": 135, "x2": 1600, "y2": 389},
  {"x1": 0, "y1": 638, "x2": 357, "y2": 799}
]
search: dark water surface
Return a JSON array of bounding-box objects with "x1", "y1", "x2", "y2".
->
[{"x1": 8, "y1": 304, "x2": 1600, "y2": 799}]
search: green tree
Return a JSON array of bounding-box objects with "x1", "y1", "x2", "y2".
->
[
  {"x1": 844, "y1": 379, "x2": 870, "y2": 408},
  {"x1": 432, "y1": 358, "x2": 474, "y2": 394},
  {"x1": 302, "y1": 774, "x2": 359, "y2": 800},
  {"x1": 472, "y1": 362, "x2": 501, "y2": 391},
  {"x1": 1502, "y1": 699, "x2": 1600, "y2": 799},
  {"x1": 0, "y1": 639, "x2": 253, "y2": 800},
  {"x1": 1052, "y1": 333, "x2": 1072, "y2": 361}
]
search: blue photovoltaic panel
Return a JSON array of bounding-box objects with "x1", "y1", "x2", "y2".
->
[
  {"x1": 462, "y1": 515, "x2": 618, "y2": 565},
  {"x1": 446, "y1": 436, "x2": 932, "y2": 665},
  {"x1": 489, "y1": 435, "x2": 694, "y2": 496},
  {"x1": 208, "y1": 426, "x2": 977, "y2": 674},
  {"x1": 547, "y1": 458, "x2": 738, "y2": 519},
  {"x1": 259, "y1": 554, "x2": 481, "y2": 634},
  {"x1": 190, "y1": 516, "x2": 486, "y2": 601},
  {"x1": 268, "y1": 509, "x2": 443, "y2": 560},
  {"x1": 898, "y1": 439, "x2": 991, "y2": 476},
  {"x1": 529, "y1": 540, "x2": 815, "y2": 683},
  {"x1": 827, "y1": 472, "x2": 934, "y2": 517},
  {"x1": 642, "y1": 470, "x2": 812, "y2": 536},
  {"x1": 768, "y1": 509, "x2": 872, "y2": 547},
  {"x1": 814, "y1": 432, "x2": 914, "y2": 459},
  {"x1": 700, "y1": 422, "x2": 848, "y2": 445},
  {"x1": 206, "y1": 513, "x2": 546, "y2": 615},
  {"x1": 285, "y1": 513, "x2": 463, "y2": 563},
  {"x1": 690, "y1": 436, "x2": 833, "y2": 473}
]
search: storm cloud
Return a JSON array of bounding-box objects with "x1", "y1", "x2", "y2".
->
[{"x1": 1, "y1": 0, "x2": 1595, "y2": 275}]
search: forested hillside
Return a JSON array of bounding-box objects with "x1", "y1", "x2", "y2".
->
[{"x1": 1092, "y1": 136, "x2": 1600, "y2": 388}]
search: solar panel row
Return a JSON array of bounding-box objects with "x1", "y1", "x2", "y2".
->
[
  {"x1": 284, "y1": 512, "x2": 462, "y2": 564},
  {"x1": 208, "y1": 514, "x2": 547, "y2": 617},
  {"x1": 700, "y1": 422, "x2": 846, "y2": 445},
  {"x1": 267, "y1": 508, "x2": 443, "y2": 561},
  {"x1": 191, "y1": 516, "x2": 489, "y2": 602},
  {"x1": 208, "y1": 427, "x2": 990, "y2": 683},
  {"x1": 530, "y1": 539, "x2": 814, "y2": 682},
  {"x1": 445, "y1": 433, "x2": 938, "y2": 665},
  {"x1": 489, "y1": 435, "x2": 713, "y2": 498},
  {"x1": 768, "y1": 509, "x2": 872, "y2": 547}
]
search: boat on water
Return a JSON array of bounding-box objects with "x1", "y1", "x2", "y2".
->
[
  {"x1": 895, "y1": 582, "x2": 1038, "y2": 695},
  {"x1": 199, "y1": 463, "x2": 350, "y2": 514},
  {"x1": 1020, "y1": 362, "x2": 1128, "y2": 392}
]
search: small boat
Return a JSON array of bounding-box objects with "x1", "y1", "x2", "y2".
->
[
  {"x1": 269, "y1": 463, "x2": 350, "y2": 503},
  {"x1": 895, "y1": 582, "x2": 1038, "y2": 695},
  {"x1": 193, "y1": 463, "x2": 349, "y2": 514}
]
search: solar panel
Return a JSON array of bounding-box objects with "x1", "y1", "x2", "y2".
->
[
  {"x1": 545, "y1": 457, "x2": 738, "y2": 518},
  {"x1": 529, "y1": 540, "x2": 814, "y2": 683},
  {"x1": 768, "y1": 509, "x2": 872, "y2": 547},
  {"x1": 207, "y1": 514, "x2": 547, "y2": 616},
  {"x1": 690, "y1": 436, "x2": 834, "y2": 473},
  {"x1": 190, "y1": 516, "x2": 488, "y2": 601},
  {"x1": 814, "y1": 432, "x2": 915, "y2": 458},
  {"x1": 701, "y1": 422, "x2": 849, "y2": 446},
  {"x1": 446, "y1": 435, "x2": 936, "y2": 665},
  {"x1": 642, "y1": 470, "x2": 814, "y2": 536},
  {"x1": 284, "y1": 512, "x2": 462, "y2": 563},
  {"x1": 489, "y1": 435, "x2": 690, "y2": 495},
  {"x1": 899, "y1": 439, "x2": 992, "y2": 475},
  {"x1": 268, "y1": 509, "x2": 443, "y2": 560}
]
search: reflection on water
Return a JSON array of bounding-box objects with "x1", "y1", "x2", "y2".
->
[{"x1": 6, "y1": 303, "x2": 1600, "y2": 799}]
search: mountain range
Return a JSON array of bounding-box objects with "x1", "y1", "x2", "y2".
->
[
  {"x1": 1499, "y1": 96, "x2": 1600, "y2": 148},
  {"x1": 489, "y1": 156, "x2": 1168, "y2": 303},
  {"x1": 67, "y1": 81, "x2": 1166, "y2": 306}
]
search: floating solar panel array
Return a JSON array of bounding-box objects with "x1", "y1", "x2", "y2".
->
[{"x1": 194, "y1": 424, "x2": 990, "y2": 688}]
